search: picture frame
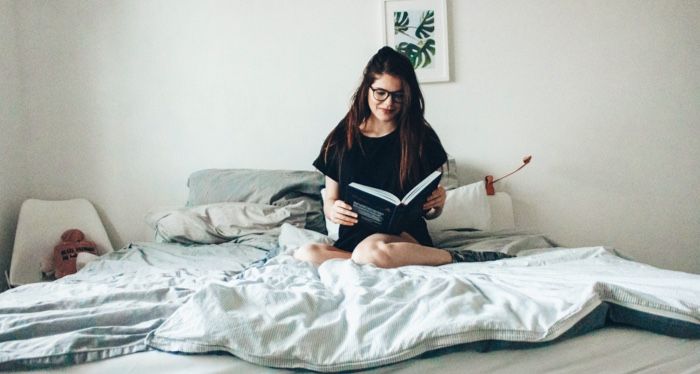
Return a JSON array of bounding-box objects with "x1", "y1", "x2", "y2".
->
[{"x1": 382, "y1": 0, "x2": 450, "y2": 83}]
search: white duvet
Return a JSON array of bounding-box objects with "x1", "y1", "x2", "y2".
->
[
  {"x1": 147, "y1": 246, "x2": 700, "y2": 372},
  {"x1": 0, "y1": 239, "x2": 271, "y2": 369}
]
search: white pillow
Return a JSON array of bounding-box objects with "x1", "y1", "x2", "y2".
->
[
  {"x1": 426, "y1": 181, "x2": 492, "y2": 232},
  {"x1": 319, "y1": 188, "x2": 339, "y2": 241},
  {"x1": 488, "y1": 192, "x2": 515, "y2": 231}
]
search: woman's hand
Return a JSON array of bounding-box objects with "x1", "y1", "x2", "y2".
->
[
  {"x1": 323, "y1": 177, "x2": 358, "y2": 226},
  {"x1": 328, "y1": 200, "x2": 358, "y2": 226},
  {"x1": 423, "y1": 184, "x2": 446, "y2": 218}
]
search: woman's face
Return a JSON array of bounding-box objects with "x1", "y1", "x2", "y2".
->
[{"x1": 367, "y1": 74, "x2": 403, "y2": 124}]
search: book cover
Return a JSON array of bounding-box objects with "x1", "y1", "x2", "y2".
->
[{"x1": 347, "y1": 170, "x2": 442, "y2": 235}]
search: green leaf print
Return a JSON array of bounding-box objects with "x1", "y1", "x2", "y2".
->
[
  {"x1": 397, "y1": 38, "x2": 436, "y2": 68},
  {"x1": 394, "y1": 11, "x2": 409, "y2": 35},
  {"x1": 415, "y1": 10, "x2": 435, "y2": 39}
]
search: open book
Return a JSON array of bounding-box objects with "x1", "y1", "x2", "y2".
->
[{"x1": 347, "y1": 170, "x2": 442, "y2": 235}]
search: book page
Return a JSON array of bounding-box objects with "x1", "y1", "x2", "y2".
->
[
  {"x1": 402, "y1": 170, "x2": 442, "y2": 205},
  {"x1": 348, "y1": 183, "x2": 400, "y2": 205}
]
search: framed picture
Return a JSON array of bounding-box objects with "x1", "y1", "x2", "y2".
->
[{"x1": 383, "y1": 0, "x2": 450, "y2": 83}]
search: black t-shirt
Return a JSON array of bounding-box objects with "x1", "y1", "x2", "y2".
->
[{"x1": 313, "y1": 124, "x2": 448, "y2": 252}]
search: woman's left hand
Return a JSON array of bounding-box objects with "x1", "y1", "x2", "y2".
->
[{"x1": 422, "y1": 184, "x2": 446, "y2": 212}]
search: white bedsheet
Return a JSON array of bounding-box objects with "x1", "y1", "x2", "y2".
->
[{"x1": 147, "y1": 246, "x2": 700, "y2": 372}]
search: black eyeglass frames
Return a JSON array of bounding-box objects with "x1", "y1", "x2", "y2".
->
[{"x1": 369, "y1": 87, "x2": 404, "y2": 103}]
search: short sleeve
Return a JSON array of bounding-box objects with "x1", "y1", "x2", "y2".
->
[
  {"x1": 313, "y1": 144, "x2": 340, "y2": 182},
  {"x1": 423, "y1": 127, "x2": 448, "y2": 173}
]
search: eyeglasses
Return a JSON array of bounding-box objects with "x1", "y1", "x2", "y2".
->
[{"x1": 369, "y1": 86, "x2": 404, "y2": 104}]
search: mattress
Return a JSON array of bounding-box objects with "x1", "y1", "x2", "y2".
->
[
  {"x1": 4, "y1": 233, "x2": 698, "y2": 372},
  {"x1": 16, "y1": 326, "x2": 700, "y2": 373}
]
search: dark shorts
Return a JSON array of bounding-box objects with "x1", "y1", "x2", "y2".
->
[{"x1": 333, "y1": 219, "x2": 433, "y2": 252}]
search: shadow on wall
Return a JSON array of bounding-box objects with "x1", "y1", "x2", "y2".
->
[
  {"x1": 0, "y1": 200, "x2": 24, "y2": 291},
  {"x1": 94, "y1": 204, "x2": 121, "y2": 250},
  {"x1": 456, "y1": 164, "x2": 489, "y2": 186}
]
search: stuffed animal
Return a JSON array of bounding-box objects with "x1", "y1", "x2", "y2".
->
[{"x1": 49, "y1": 229, "x2": 98, "y2": 279}]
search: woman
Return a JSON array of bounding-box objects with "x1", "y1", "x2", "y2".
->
[{"x1": 295, "y1": 47, "x2": 508, "y2": 267}]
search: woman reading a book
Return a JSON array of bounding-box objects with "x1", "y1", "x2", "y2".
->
[{"x1": 296, "y1": 47, "x2": 509, "y2": 267}]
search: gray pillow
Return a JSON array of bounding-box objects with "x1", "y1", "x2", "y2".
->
[
  {"x1": 187, "y1": 169, "x2": 326, "y2": 234},
  {"x1": 147, "y1": 201, "x2": 308, "y2": 245}
]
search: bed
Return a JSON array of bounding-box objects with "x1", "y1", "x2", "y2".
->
[{"x1": 2, "y1": 167, "x2": 699, "y2": 373}]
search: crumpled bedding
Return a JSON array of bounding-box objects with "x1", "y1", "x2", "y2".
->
[
  {"x1": 0, "y1": 236, "x2": 273, "y2": 369},
  {"x1": 432, "y1": 228, "x2": 559, "y2": 255},
  {"x1": 146, "y1": 201, "x2": 309, "y2": 245},
  {"x1": 2, "y1": 230, "x2": 699, "y2": 371},
  {"x1": 146, "y1": 245, "x2": 700, "y2": 372}
]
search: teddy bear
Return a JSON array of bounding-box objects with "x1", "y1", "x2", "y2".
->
[{"x1": 40, "y1": 229, "x2": 98, "y2": 279}]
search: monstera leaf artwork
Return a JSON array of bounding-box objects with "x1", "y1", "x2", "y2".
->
[
  {"x1": 415, "y1": 10, "x2": 435, "y2": 38},
  {"x1": 393, "y1": 10, "x2": 436, "y2": 68},
  {"x1": 394, "y1": 11, "x2": 409, "y2": 34},
  {"x1": 384, "y1": 0, "x2": 449, "y2": 82},
  {"x1": 397, "y1": 39, "x2": 436, "y2": 68}
]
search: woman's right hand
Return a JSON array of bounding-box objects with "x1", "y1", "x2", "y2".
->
[
  {"x1": 323, "y1": 177, "x2": 358, "y2": 227},
  {"x1": 329, "y1": 199, "x2": 358, "y2": 226}
]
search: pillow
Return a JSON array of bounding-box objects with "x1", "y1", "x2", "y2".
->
[
  {"x1": 147, "y1": 201, "x2": 307, "y2": 244},
  {"x1": 319, "y1": 188, "x2": 339, "y2": 241},
  {"x1": 441, "y1": 155, "x2": 459, "y2": 190},
  {"x1": 186, "y1": 169, "x2": 326, "y2": 234},
  {"x1": 426, "y1": 180, "x2": 492, "y2": 233},
  {"x1": 487, "y1": 192, "x2": 515, "y2": 231}
]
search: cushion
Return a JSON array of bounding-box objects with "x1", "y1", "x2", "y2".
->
[
  {"x1": 441, "y1": 155, "x2": 459, "y2": 190},
  {"x1": 426, "y1": 181, "x2": 492, "y2": 233},
  {"x1": 319, "y1": 188, "x2": 339, "y2": 241},
  {"x1": 487, "y1": 191, "x2": 515, "y2": 231},
  {"x1": 147, "y1": 201, "x2": 308, "y2": 245},
  {"x1": 187, "y1": 169, "x2": 326, "y2": 234}
]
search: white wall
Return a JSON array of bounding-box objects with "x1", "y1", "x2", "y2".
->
[
  {"x1": 440, "y1": 0, "x2": 700, "y2": 273},
  {"x1": 8, "y1": 0, "x2": 700, "y2": 275},
  {"x1": 0, "y1": 0, "x2": 27, "y2": 290}
]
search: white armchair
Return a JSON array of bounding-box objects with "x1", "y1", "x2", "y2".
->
[{"x1": 8, "y1": 199, "x2": 113, "y2": 287}]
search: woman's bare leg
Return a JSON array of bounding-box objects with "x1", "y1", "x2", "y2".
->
[
  {"x1": 294, "y1": 243, "x2": 352, "y2": 265},
  {"x1": 351, "y1": 233, "x2": 452, "y2": 268}
]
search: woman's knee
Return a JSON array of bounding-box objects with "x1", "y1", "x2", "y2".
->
[
  {"x1": 352, "y1": 240, "x2": 394, "y2": 268},
  {"x1": 294, "y1": 243, "x2": 327, "y2": 263}
]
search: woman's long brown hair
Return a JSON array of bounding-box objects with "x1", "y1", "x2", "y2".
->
[{"x1": 322, "y1": 46, "x2": 434, "y2": 193}]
